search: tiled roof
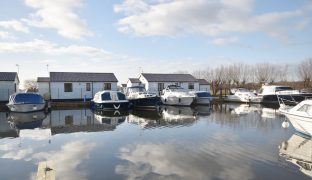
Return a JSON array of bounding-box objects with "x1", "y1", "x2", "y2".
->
[
  {"x1": 128, "y1": 78, "x2": 141, "y2": 83},
  {"x1": 37, "y1": 77, "x2": 50, "y2": 82},
  {"x1": 198, "y1": 79, "x2": 210, "y2": 85},
  {"x1": 50, "y1": 72, "x2": 118, "y2": 82},
  {"x1": 0, "y1": 72, "x2": 18, "y2": 81},
  {"x1": 141, "y1": 73, "x2": 197, "y2": 82}
]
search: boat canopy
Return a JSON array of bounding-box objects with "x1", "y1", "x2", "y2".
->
[
  {"x1": 196, "y1": 92, "x2": 211, "y2": 97},
  {"x1": 11, "y1": 93, "x2": 45, "y2": 104}
]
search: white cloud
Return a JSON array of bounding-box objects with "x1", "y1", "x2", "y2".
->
[
  {"x1": 0, "y1": 20, "x2": 29, "y2": 33},
  {"x1": 23, "y1": 0, "x2": 92, "y2": 39},
  {"x1": 0, "y1": 39, "x2": 117, "y2": 59},
  {"x1": 114, "y1": 0, "x2": 309, "y2": 39},
  {"x1": 210, "y1": 36, "x2": 239, "y2": 45},
  {"x1": 0, "y1": 31, "x2": 16, "y2": 39}
]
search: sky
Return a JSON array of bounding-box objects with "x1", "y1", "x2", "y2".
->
[{"x1": 0, "y1": 0, "x2": 311, "y2": 85}]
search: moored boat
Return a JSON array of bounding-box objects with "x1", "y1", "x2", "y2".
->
[
  {"x1": 258, "y1": 85, "x2": 312, "y2": 104},
  {"x1": 91, "y1": 91, "x2": 129, "y2": 110},
  {"x1": 161, "y1": 85, "x2": 195, "y2": 106},
  {"x1": 191, "y1": 91, "x2": 212, "y2": 105},
  {"x1": 279, "y1": 99, "x2": 312, "y2": 136},
  {"x1": 6, "y1": 93, "x2": 46, "y2": 112},
  {"x1": 126, "y1": 86, "x2": 160, "y2": 108},
  {"x1": 225, "y1": 88, "x2": 261, "y2": 103}
]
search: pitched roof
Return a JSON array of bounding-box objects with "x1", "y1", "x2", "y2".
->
[
  {"x1": 0, "y1": 72, "x2": 18, "y2": 81},
  {"x1": 50, "y1": 72, "x2": 118, "y2": 82},
  {"x1": 37, "y1": 77, "x2": 50, "y2": 82},
  {"x1": 128, "y1": 78, "x2": 141, "y2": 83},
  {"x1": 141, "y1": 73, "x2": 197, "y2": 82},
  {"x1": 198, "y1": 79, "x2": 210, "y2": 85}
]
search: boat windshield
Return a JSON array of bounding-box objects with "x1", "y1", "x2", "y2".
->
[
  {"x1": 14, "y1": 93, "x2": 44, "y2": 104},
  {"x1": 101, "y1": 92, "x2": 111, "y2": 101},
  {"x1": 196, "y1": 92, "x2": 211, "y2": 97},
  {"x1": 117, "y1": 92, "x2": 126, "y2": 100},
  {"x1": 275, "y1": 86, "x2": 293, "y2": 91}
]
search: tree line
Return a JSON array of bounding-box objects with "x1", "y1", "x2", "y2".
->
[{"x1": 190, "y1": 59, "x2": 312, "y2": 95}]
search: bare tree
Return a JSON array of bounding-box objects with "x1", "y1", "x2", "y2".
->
[
  {"x1": 255, "y1": 63, "x2": 274, "y2": 84},
  {"x1": 298, "y1": 59, "x2": 312, "y2": 87},
  {"x1": 24, "y1": 79, "x2": 38, "y2": 92}
]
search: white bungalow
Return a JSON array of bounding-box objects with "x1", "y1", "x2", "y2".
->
[
  {"x1": 37, "y1": 77, "x2": 50, "y2": 99},
  {"x1": 126, "y1": 78, "x2": 142, "y2": 87},
  {"x1": 138, "y1": 73, "x2": 199, "y2": 95},
  {"x1": 48, "y1": 72, "x2": 118, "y2": 101},
  {"x1": 198, "y1": 79, "x2": 211, "y2": 92},
  {"x1": 0, "y1": 72, "x2": 19, "y2": 102}
]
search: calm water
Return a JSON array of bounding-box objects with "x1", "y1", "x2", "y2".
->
[{"x1": 0, "y1": 103, "x2": 311, "y2": 180}]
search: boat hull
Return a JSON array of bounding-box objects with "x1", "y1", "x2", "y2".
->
[
  {"x1": 224, "y1": 96, "x2": 261, "y2": 103},
  {"x1": 6, "y1": 103, "x2": 46, "y2": 112},
  {"x1": 261, "y1": 94, "x2": 312, "y2": 104},
  {"x1": 282, "y1": 112, "x2": 312, "y2": 136},
  {"x1": 129, "y1": 97, "x2": 160, "y2": 108},
  {"x1": 193, "y1": 97, "x2": 211, "y2": 105},
  {"x1": 92, "y1": 102, "x2": 129, "y2": 110},
  {"x1": 161, "y1": 96, "x2": 194, "y2": 106}
]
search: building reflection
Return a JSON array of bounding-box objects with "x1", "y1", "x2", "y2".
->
[{"x1": 279, "y1": 134, "x2": 312, "y2": 177}]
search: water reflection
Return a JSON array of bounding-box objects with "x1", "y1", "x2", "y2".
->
[
  {"x1": 0, "y1": 103, "x2": 310, "y2": 180},
  {"x1": 127, "y1": 106, "x2": 199, "y2": 129},
  {"x1": 279, "y1": 134, "x2": 312, "y2": 177}
]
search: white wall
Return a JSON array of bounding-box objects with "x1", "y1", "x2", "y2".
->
[
  {"x1": 38, "y1": 82, "x2": 49, "y2": 96},
  {"x1": 127, "y1": 81, "x2": 140, "y2": 87},
  {"x1": 199, "y1": 85, "x2": 210, "y2": 92},
  {"x1": 0, "y1": 81, "x2": 16, "y2": 101},
  {"x1": 143, "y1": 81, "x2": 200, "y2": 94},
  {"x1": 50, "y1": 109, "x2": 95, "y2": 127},
  {"x1": 50, "y1": 82, "x2": 117, "y2": 100}
]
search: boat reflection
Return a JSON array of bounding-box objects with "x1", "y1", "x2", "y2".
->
[
  {"x1": 7, "y1": 111, "x2": 48, "y2": 129},
  {"x1": 279, "y1": 134, "x2": 312, "y2": 177},
  {"x1": 127, "y1": 106, "x2": 198, "y2": 128}
]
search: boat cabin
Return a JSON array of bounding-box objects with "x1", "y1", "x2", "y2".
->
[{"x1": 93, "y1": 91, "x2": 127, "y2": 103}]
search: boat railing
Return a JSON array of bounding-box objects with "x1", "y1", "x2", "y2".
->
[{"x1": 277, "y1": 95, "x2": 298, "y2": 107}]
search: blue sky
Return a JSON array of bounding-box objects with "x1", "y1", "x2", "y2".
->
[{"x1": 0, "y1": 0, "x2": 311, "y2": 84}]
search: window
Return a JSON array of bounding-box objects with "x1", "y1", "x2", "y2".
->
[
  {"x1": 158, "y1": 83, "x2": 164, "y2": 91},
  {"x1": 117, "y1": 92, "x2": 126, "y2": 100},
  {"x1": 104, "y1": 83, "x2": 111, "y2": 90},
  {"x1": 86, "y1": 83, "x2": 91, "y2": 91},
  {"x1": 101, "y1": 92, "x2": 111, "y2": 100},
  {"x1": 188, "y1": 83, "x2": 194, "y2": 90},
  {"x1": 64, "y1": 83, "x2": 73, "y2": 92}
]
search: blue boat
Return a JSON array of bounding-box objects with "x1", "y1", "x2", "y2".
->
[
  {"x1": 91, "y1": 91, "x2": 129, "y2": 110},
  {"x1": 6, "y1": 93, "x2": 46, "y2": 112}
]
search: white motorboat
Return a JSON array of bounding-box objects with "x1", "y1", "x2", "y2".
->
[
  {"x1": 6, "y1": 93, "x2": 46, "y2": 112},
  {"x1": 279, "y1": 134, "x2": 312, "y2": 177},
  {"x1": 161, "y1": 85, "x2": 195, "y2": 106},
  {"x1": 190, "y1": 91, "x2": 212, "y2": 105},
  {"x1": 126, "y1": 86, "x2": 160, "y2": 108},
  {"x1": 279, "y1": 99, "x2": 312, "y2": 136},
  {"x1": 91, "y1": 91, "x2": 129, "y2": 110},
  {"x1": 225, "y1": 88, "x2": 261, "y2": 103},
  {"x1": 258, "y1": 85, "x2": 312, "y2": 104}
]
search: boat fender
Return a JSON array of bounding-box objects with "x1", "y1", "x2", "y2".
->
[{"x1": 165, "y1": 98, "x2": 167, "y2": 102}]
